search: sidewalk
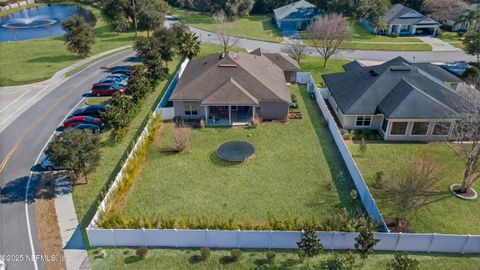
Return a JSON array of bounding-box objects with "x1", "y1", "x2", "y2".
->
[
  {"x1": 417, "y1": 36, "x2": 461, "y2": 52},
  {"x1": 55, "y1": 177, "x2": 90, "y2": 270},
  {"x1": 0, "y1": 45, "x2": 132, "y2": 133}
]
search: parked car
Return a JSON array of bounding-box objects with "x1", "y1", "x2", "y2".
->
[
  {"x1": 64, "y1": 116, "x2": 101, "y2": 128},
  {"x1": 68, "y1": 105, "x2": 109, "y2": 119},
  {"x1": 74, "y1": 123, "x2": 102, "y2": 133},
  {"x1": 40, "y1": 156, "x2": 64, "y2": 171},
  {"x1": 111, "y1": 68, "x2": 134, "y2": 77},
  {"x1": 100, "y1": 75, "x2": 128, "y2": 86},
  {"x1": 91, "y1": 83, "x2": 126, "y2": 97}
]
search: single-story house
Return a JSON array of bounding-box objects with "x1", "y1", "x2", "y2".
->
[
  {"x1": 323, "y1": 57, "x2": 465, "y2": 141},
  {"x1": 273, "y1": 0, "x2": 323, "y2": 31},
  {"x1": 443, "y1": 3, "x2": 479, "y2": 32},
  {"x1": 360, "y1": 4, "x2": 440, "y2": 36},
  {"x1": 169, "y1": 49, "x2": 300, "y2": 125}
]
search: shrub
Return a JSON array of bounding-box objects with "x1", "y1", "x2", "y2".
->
[
  {"x1": 200, "y1": 247, "x2": 210, "y2": 261},
  {"x1": 297, "y1": 249, "x2": 306, "y2": 263},
  {"x1": 199, "y1": 118, "x2": 206, "y2": 129},
  {"x1": 250, "y1": 117, "x2": 261, "y2": 128},
  {"x1": 358, "y1": 138, "x2": 367, "y2": 157},
  {"x1": 387, "y1": 253, "x2": 419, "y2": 270},
  {"x1": 136, "y1": 247, "x2": 148, "y2": 259},
  {"x1": 266, "y1": 251, "x2": 276, "y2": 264},
  {"x1": 373, "y1": 171, "x2": 384, "y2": 189},
  {"x1": 330, "y1": 252, "x2": 356, "y2": 270},
  {"x1": 349, "y1": 190, "x2": 358, "y2": 204},
  {"x1": 230, "y1": 249, "x2": 241, "y2": 262},
  {"x1": 462, "y1": 66, "x2": 480, "y2": 80},
  {"x1": 457, "y1": 31, "x2": 465, "y2": 37},
  {"x1": 173, "y1": 127, "x2": 192, "y2": 152},
  {"x1": 297, "y1": 230, "x2": 323, "y2": 262},
  {"x1": 354, "y1": 229, "x2": 380, "y2": 259},
  {"x1": 388, "y1": 33, "x2": 399, "y2": 38}
]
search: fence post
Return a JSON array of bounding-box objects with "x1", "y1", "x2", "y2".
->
[
  {"x1": 111, "y1": 229, "x2": 117, "y2": 247},
  {"x1": 460, "y1": 235, "x2": 471, "y2": 254},
  {"x1": 174, "y1": 228, "x2": 178, "y2": 248},
  {"x1": 205, "y1": 229, "x2": 209, "y2": 247},
  {"x1": 237, "y1": 229, "x2": 240, "y2": 248},
  {"x1": 142, "y1": 228, "x2": 147, "y2": 247},
  {"x1": 427, "y1": 233, "x2": 436, "y2": 253},
  {"x1": 394, "y1": 232, "x2": 402, "y2": 252},
  {"x1": 268, "y1": 230, "x2": 272, "y2": 249},
  {"x1": 332, "y1": 232, "x2": 337, "y2": 250}
]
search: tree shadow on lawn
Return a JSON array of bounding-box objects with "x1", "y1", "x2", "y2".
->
[
  {"x1": 26, "y1": 55, "x2": 81, "y2": 63},
  {"x1": 298, "y1": 85, "x2": 362, "y2": 214},
  {"x1": 124, "y1": 255, "x2": 142, "y2": 264}
]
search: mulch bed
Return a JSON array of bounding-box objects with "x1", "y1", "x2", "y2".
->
[
  {"x1": 385, "y1": 217, "x2": 414, "y2": 233},
  {"x1": 452, "y1": 187, "x2": 477, "y2": 198}
]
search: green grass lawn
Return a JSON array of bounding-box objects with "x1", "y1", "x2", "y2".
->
[
  {"x1": 89, "y1": 248, "x2": 480, "y2": 270},
  {"x1": 171, "y1": 7, "x2": 284, "y2": 43},
  {"x1": 0, "y1": 2, "x2": 136, "y2": 86},
  {"x1": 300, "y1": 56, "x2": 351, "y2": 86},
  {"x1": 347, "y1": 142, "x2": 480, "y2": 234},
  {"x1": 439, "y1": 31, "x2": 465, "y2": 49},
  {"x1": 117, "y1": 83, "x2": 358, "y2": 224}
]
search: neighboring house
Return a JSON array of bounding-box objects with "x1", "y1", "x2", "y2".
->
[
  {"x1": 273, "y1": 0, "x2": 323, "y2": 31},
  {"x1": 170, "y1": 49, "x2": 299, "y2": 125},
  {"x1": 444, "y1": 3, "x2": 479, "y2": 32},
  {"x1": 323, "y1": 57, "x2": 465, "y2": 141},
  {"x1": 360, "y1": 4, "x2": 440, "y2": 36}
]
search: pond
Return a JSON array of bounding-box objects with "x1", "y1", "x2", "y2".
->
[{"x1": 0, "y1": 5, "x2": 95, "y2": 42}]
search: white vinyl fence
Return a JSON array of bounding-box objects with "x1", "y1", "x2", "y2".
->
[
  {"x1": 86, "y1": 71, "x2": 480, "y2": 254},
  {"x1": 86, "y1": 228, "x2": 480, "y2": 253},
  {"x1": 297, "y1": 72, "x2": 388, "y2": 232}
]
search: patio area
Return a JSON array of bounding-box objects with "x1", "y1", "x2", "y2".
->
[{"x1": 206, "y1": 105, "x2": 255, "y2": 125}]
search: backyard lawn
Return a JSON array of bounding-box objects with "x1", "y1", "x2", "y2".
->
[
  {"x1": 89, "y1": 248, "x2": 480, "y2": 270},
  {"x1": 0, "y1": 2, "x2": 136, "y2": 86},
  {"x1": 171, "y1": 7, "x2": 284, "y2": 43},
  {"x1": 116, "y1": 84, "x2": 359, "y2": 225},
  {"x1": 348, "y1": 142, "x2": 480, "y2": 234}
]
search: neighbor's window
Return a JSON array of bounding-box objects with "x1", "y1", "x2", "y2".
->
[
  {"x1": 184, "y1": 102, "x2": 198, "y2": 116},
  {"x1": 411, "y1": 122, "x2": 429, "y2": 135},
  {"x1": 390, "y1": 122, "x2": 408, "y2": 135},
  {"x1": 382, "y1": 118, "x2": 389, "y2": 132},
  {"x1": 355, "y1": 115, "x2": 372, "y2": 127},
  {"x1": 432, "y1": 122, "x2": 451, "y2": 135}
]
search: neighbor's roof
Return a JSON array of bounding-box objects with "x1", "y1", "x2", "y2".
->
[
  {"x1": 273, "y1": 0, "x2": 322, "y2": 20},
  {"x1": 250, "y1": 48, "x2": 300, "y2": 71},
  {"x1": 170, "y1": 51, "x2": 292, "y2": 105},
  {"x1": 384, "y1": 4, "x2": 439, "y2": 26},
  {"x1": 322, "y1": 57, "x2": 464, "y2": 119}
]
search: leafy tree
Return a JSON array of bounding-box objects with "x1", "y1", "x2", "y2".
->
[
  {"x1": 297, "y1": 230, "x2": 323, "y2": 263},
  {"x1": 103, "y1": 0, "x2": 133, "y2": 32},
  {"x1": 460, "y1": 9, "x2": 480, "y2": 32},
  {"x1": 354, "y1": 229, "x2": 379, "y2": 259},
  {"x1": 306, "y1": 13, "x2": 349, "y2": 68},
  {"x1": 357, "y1": 0, "x2": 390, "y2": 24},
  {"x1": 463, "y1": 30, "x2": 480, "y2": 63},
  {"x1": 134, "y1": 31, "x2": 173, "y2": 83},
  {"x1": 62, "y1": 15, "x2": 95, "y2": 58},
  {"x1": 392, "y1": 0, "x2": 424, "y2": 11},
  {"x1": 387, "y1": 253, "x2": 419, "y2": 270},
  {"x1": 137, "y1": 0, "x2": 169, "y2": 36},
  {"x1": 45, "y1": 129, "x2": 101, "y2": 184},
  {"x1": 101, "y1": 93, "x2": 133, "y2": 141},
  {"x1": 127, "y1": 66, "x2": 151, "y2": 103},
  {"x1": 178, "y1": 31, "x2": 201, "y2": 59}
]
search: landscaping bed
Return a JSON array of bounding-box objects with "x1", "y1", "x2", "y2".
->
[
  {"x1": 347, "y1": 142, "x2": 480, "y2": 234},
  {"x1": 99, "y1": 84, "x2": 361, "y2": 229}
]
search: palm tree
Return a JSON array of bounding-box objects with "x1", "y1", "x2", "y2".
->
[{"x1": 178, "y1": 31, "x2": 201, "y2": 60}]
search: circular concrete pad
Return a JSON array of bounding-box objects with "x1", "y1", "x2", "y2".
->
[{"x1": 217, "y1": 141, "x2": 255, "y2": 162}]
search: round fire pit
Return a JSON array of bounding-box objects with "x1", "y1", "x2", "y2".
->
[{"x1": 217, "y1": 141, "x2": 255, "y2": 162}]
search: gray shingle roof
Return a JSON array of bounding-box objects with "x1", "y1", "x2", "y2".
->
[
  {"x1": 323, "y1": 57, "x2": 464, "y2": 119},
  {"x1": 250, "y1": 48, "x2": 300, "y2": 71},
  {"x1": 273, "y1": 0, "x2": 322, "y2": 20},
  {"x1": 170, "y1": 51, "x2": 292, "y2": 105},
  {"x1": 384, "y1": 4, "x2": 439, "y2": 26}
]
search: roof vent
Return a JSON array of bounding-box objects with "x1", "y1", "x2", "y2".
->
[
  {"x1": 369, "y1": 69, "x2": 379, "y2": 76},
  {"x1": 218, "y1": 64, "x2": 237, "y2": 68}
]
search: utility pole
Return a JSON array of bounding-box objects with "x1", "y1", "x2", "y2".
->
[{"x1": 132, "y1": 0, "x2": 138, "y2": 37}]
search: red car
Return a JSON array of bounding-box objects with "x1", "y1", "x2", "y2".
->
[
  {"x1": 90, "y1": 83, "x2": 126, "y2": 97},
  {"x1": 64, "y1": 116, "x2": 101, "y2": 128}
]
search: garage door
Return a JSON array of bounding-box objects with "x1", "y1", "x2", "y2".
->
[{"x1": 281, "y1": 20, "x2": 297, "y2": 30}]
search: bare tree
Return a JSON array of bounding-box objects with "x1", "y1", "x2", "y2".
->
[
  {"x1": 213, "y1": 10, "x2": 237, "y2": 54},
  {"x1": 379, "y1": 159, "x2": 441, "y2": 229},
  {"x1": 173, "y1": 126, "x2": 191, "y2": 152},
  {"x1": 445, "y1": 79, "x2": 480, "y2": 195},
  {"x1": 306, "y1": 13, "x2": 349, "y2": 68},
  {"x1": 422, "y1": 0, "x2": 468, "y2": 22},
  {"x1": 282, "y1": 39, "x2": 307, "y2": 64}
]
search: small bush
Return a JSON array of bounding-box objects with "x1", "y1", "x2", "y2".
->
[
  {"x1": 330, "y1": 252, "x2": 356, "y2": 270},
  {"x1": 250, "y1": 117, "x2": 261, "y2": 128},
  {"x1": 199, "y1": 118, "x2": 206, "y2": 129},
  {"x1": 297, "y1": 249, "x2": 306, "y2": 263},
  {"x1": 373, "y1": 171, "x2": 384, "y2": 189},
  {"x1": 349, "y1": 190, "x2": 358, "y2": 204},
  {"x1": 136, "y1": 247, "x2": 148, "y2": 259},
  {"x1": 387, "y1": 253, "x2": 419, "y2": 270},
  {"x1": 358, "y1": 138, "x2": 367, "y2": 157},
  {"x1": 266, "y1": 251, "x2": 276, "y2": 264},
  {"x1": 388, "y1": 33, "x2": 399, "y2": 38},
  {"x1": 457, "y1": 31, "x2": 465, "y2": 37},
  {"x1": 230, "y1": 249, "x2": 242, "y2": 262},
  {"x1": 200, "y1": 247, "x2": 210, "y2": 261},
  {"x1": 462, "y1": 66, "x2": 480, "y2": 80}
]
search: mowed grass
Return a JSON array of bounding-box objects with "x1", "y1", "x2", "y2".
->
[
  {"x1": 300, "y1": 56, "x2": 351, "y2": 85},
  {"x1": 347, "y1": 142, "x2": 480, "y2": 234},
  {"x1": 0, "y1": 2, "x2": 136, "y2": 86},
  {"x1": 171, "y1": 7, "x2": 284, "y2": 43},
  {"x1": 118, "y1": 84, "x2": 358, "y2": 223},
  {"x1": 89, "y1": 248, "x2": 480, "y2": 270},
  {"x1": 438, "y1": 31, "x2": 465, "y2": 49}
]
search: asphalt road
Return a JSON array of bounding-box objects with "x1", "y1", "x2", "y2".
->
[{"x1": 0, "y1": 49, "x2": 136, "y2": 270}]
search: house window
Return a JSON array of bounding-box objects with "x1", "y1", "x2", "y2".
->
[
  {"x1": 355, "y1": 115, "x2": 372, "y2": 127},
  {"x1": 382, "y1": 118, "x2": 388, "y2": 132},
  {"x1": 390, "y1": 122, "x2": 408, "y2": 135},
  {"x1": 411, "y1": 122, "x2": 429, "y2": 135},
  {"x1": 400, "y1": 25, "x2": 410, "y2": 31},
  {"x1": 432, "y1": 122, "x2": 451, "y2": 135},
  {"x1": 184, "y1": 102, "x2": 198, "y2": 116}
]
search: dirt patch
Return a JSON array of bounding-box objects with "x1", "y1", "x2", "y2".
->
[
  {"x1": 35, "y1": 172, "x2": 66, "y2": 270},
  {"x1": 452, "y1": 186, "x2": 477, "y2": 198},
  {"x1": 385, "y1": 217, "x2": 414, "y2": 233}
]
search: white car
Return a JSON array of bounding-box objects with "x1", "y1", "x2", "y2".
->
[
  {"x1": 40, "y1": 156, "x2": 64, "y2": 171},
  {"x1": 0, "y1": 259, "x2": 6, "y2": 270}
]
